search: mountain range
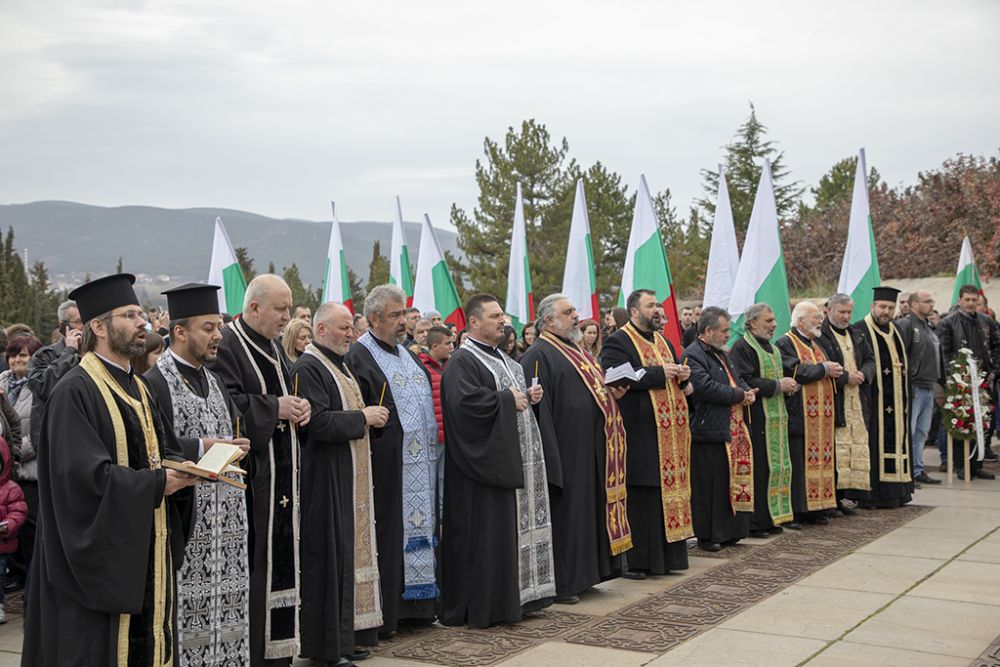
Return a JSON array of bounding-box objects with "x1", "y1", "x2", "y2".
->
[{"x1": 0, "y1": 201, "x2": 461, "y2": 294}]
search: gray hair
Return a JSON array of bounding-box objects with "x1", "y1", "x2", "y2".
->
[
  {"x1": 827, "y1": 293, "x2": 854, "y2": 310},
  {"x1": 364, "y1": 284, "x2": 407, "y2": 318},
  {"x1": 744, "y1": 303, "x2": 773, "y2": 324},
  {"x1": 57, "y1": 300, "x2": 77, "y2": 322},
  {"x1": 697, "y1": 306, "x2": 730, "y2": 334},
  {"x1": 791, "y1": 300, "x2": 819, "y2": 326},
  {"x1": 415, "y1": 317, "x2": 433, "y2": 329},
  {"x1": 313, "y1": 301, "x2": 346, "y2": 329},
  {"x1": 242, "y1": 274, "x2": 289, "y2": 313},
  {"x1": 535, "y1": 293, "x2": 569, "y2": 332},
  {"x1": 424, "y1": 310, "x2": 441, "y2": 319}
]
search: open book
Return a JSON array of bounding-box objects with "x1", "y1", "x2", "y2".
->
[
  {"x1": 604, "y1": 362, "x2": 647, "y2": 387},
  {"x1": 162, "y1": 443, "x2": 247, "y2": 490}
]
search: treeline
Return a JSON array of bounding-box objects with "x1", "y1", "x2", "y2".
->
[{"x1": 0, "y1": 228, "x2": 65, "y2": 336}]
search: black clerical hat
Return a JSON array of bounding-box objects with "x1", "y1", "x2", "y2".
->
[
  {"x1": 162, "y1": 283, "x2": 221, "y2": 320},
  {"x1": 872, "y1": 285, "x2": 901, "y2": 303},
  {"x1": 68, "y1": 273, "x2": 140, "y2": 322}
]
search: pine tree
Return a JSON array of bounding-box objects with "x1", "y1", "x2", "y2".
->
[
  {"x1": 366, "y1": 240, "x2": 389, "y2": 290},
  {"x1": 1, "y1": 228, "x2": 30, "y2": 325},
  {"x1": 579, "y1": 162, "x2": 635, "y2": 308},
  {"x1": 234, "y1": 247, "x2": 256, "y2": 283},
  {"x1": 347, "y1": 267, "x2": 365, "y2": 304},
  {"x1": 282, "y1": 263, "x2": 318, "y2": 311},
  {"x1": 698, "y1": 103, "x2": 803, "y2": 241},
  {"x1": 810, "y1": 155, "x2": 881, "y2": 213},
  {"x1": 450, "y1": 120, "x2": 575, "y2": 299}
]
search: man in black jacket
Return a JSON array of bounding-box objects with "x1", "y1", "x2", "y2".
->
[
  {"x1": 895, "y1": 290, "x2": 944, "y2": 483},
  {"x1": 938, "y1": 284, "x2": 1000, "y2": 476},
  {"x1": 681, "y1": 307, "x2": 756, "y2": 552},
  {"x1": 27, "y1": 300, "x2": 83, "y2": 451}
]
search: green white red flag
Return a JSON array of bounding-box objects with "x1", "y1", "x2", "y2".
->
[
  {"x1": 207, "y1": 216, "x2": 247, "y2": 317},
  {"x1": 322, "y1": 202, "x2": 353, "y2": 312},
  {"x1": 505, "y1": 183, "x2": 535, "y2": 335},
  {"x1": 837, "y1": 148, "x2": 881, "y2": 321},
  {"x1": 412, "y1": 213, "x2": 466, "y2": 329},
  {"x1": 390, "y1": 195, "x2": 415, "y2": 306},
  {"x1": 952, "y1": 235, "x2": 983, "y2": 305},
  {"x1": 561, "y1": 179, "x2": 599, "y2": 321}
]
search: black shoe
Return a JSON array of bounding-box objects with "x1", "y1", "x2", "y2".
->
[
  {"x1": 938, "y1": 463, "x2": 949, "y2": 472},
  {"x1": 330, "y1": 660, "x2": 357, "y2": 667},
  {"x1": 785, "y1": 522, "x2": 802, "y2": 530},
  {"x1": 555, "y1": 595, "x2": 580, "y2": 604},
  {"x1": 984, "y1": 448, "x2": 998, "y2": 461},
  {"x1": 828, "y1": 509, "x2": 845, "y2": 518},
  {"x1": 623, "y1": 570, "x2": 647, "y2": 580},
  {"x1": 749, "y1": 529, "x2": 770, "y2": 538},
  {"x1": 767, "y1": 525, "x2": 785, "y2": 534},
  {"x1": 377, "y1": 629, "x2": 396, "y2": 640},
  {"x1": 697, "y1": 539, "x2": 722, "y2": 552},
  {"x1": 973, "y1": 469, "x2": 996, "y2": 480},
  {"x1": 347, "y1": 649, "x2": 371, "y2": 661},
  {"x1": 838, "y1": 505, "x2": 857, "y2": 516},
  {"x1": 914, "y1": 472, "x2": 942, "y2": 485}
]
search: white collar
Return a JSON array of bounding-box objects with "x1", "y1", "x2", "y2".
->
[
  {"x1": 467, "y1": 334, "x2": 500, "y2": 352},
  {"x1": 169, "y1": 347, "x2": 201, "y2": 370},
  {"x1": 95, "y1": 353, "x2": 131, "y2": 374}
]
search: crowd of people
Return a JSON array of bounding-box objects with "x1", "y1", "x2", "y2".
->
[{"x1": 1, "y1": 271, "x2": 997, "y2": 667}]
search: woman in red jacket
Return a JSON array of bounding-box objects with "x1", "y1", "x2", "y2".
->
[{"x1": 0, "y1": 426, "x2": 27, "y2": 624}]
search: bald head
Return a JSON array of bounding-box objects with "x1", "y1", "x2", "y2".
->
[
  {"x1": 314, "y1": 302, "x2": 355, "y2": 355},
  {"x1": 242, "y1": 274, "x2": 292, "y2": 340},
  {"x1": 908, "y1": 289, "x2": 935, "y2": 319}
]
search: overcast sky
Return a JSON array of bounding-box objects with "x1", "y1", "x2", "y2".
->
[{"x1": 1, "y1": 1, "x2": 997, "y2": 229}]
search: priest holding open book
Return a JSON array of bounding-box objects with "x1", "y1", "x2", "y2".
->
[{"x1": 144, "y1": 282, "x2": 251, "y2": 667}]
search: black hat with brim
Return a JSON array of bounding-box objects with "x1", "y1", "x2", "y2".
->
[
  {"x1": 68, "y1": 273, "x2": 140, "y2": 322},
  {"x1": 162, "y1": 283, "x2": 222, "y2": 320}
]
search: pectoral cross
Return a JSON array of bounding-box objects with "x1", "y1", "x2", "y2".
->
[
  {"x1": 885, "y1": 406, "x2": 893, "y2": 414},
  {"x1": 276, "y1": 421, "x2": 287, "y2": 432},
  {"x1": 408, "y1": 509, "x2": 426, "y2": 528},
  {"x1": 883, "y1": 367, "x2": 891, "y2": 376},
  {"x1": 279, "y1": 495, "x2": 290, "y2": 508}
]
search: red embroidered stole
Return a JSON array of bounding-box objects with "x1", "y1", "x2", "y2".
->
[
  {"x1": 716, "y1": 354, "x2": 754, "y2": 513},
  {"x1": 539, "y1": 332, "x2": 632, "y2": 556},
  {"x1": 622, "y1": 324, "x2": 694, "y2": 543},
  {"x1": 786, "y1": 333, "x2": 837, "y2": 511}
]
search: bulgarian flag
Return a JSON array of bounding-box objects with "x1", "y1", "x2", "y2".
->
[
  {"x1": 951, "y1": 235, "x2": 983, "y2": 306},
  {"x1": 727, "y1": 159, "x2": 791, "y2": 342},
  {"x1": 837, "y1": 148, "x2": 881, "y2": 321},
  {"x1": 390, "y1": 195, "x2": 415, "y2": 306},
  {"x1": 618, "y1": 175, "x2": 683, "y2": 350},
  {"x1": 207, "y1": 216, "x2": 247, "y2": 317},
  {"x1": 412, "y1": 213, "x2": 466, "y2": 329},
  {"x1": 504, "y1": 183, "x2": 535, "y2": 335},
  {"x1": 561, "y1": 179, "x2": 599, "y2": 321},
  {"x1": 322, "y1": 202, "x2": 353, "y2": 312},
  {"x1": 703, "y1": 165, "x2": 740, "y2": 310}
]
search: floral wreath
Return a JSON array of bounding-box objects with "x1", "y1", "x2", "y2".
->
[{"x1": 941, "y1": 347, "x2": 993, "y2": 441}]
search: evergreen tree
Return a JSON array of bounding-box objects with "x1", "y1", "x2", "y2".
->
[
  {"x1": 282, "y1": 263, "x2": 318, "y2": 311},
  {"x1": 347, "y1": 267, "x2": 365, "y2": 304},
  {"x1": 578, "y1": 162, "x2": 634, "y2": 308},
  {"x1": 366, "y1": 240, "x2": 389, "y2": 290},
  {"x1": 450, "y1": 119, "x2": 575, "y2": 299},
  {"x1": 698, "y1": 103, "x2": 804, "y2": 241},
  {"x1": 235, "y1": 247, "x2": 256, "y2": 283},
  {"x1": 810, "y1": 155, "x2": 881, "y2": 212},
  {"x1": 1, "y1": 228, "x2": 30, "y2": 325},
  {"x1": 267, "y1": 261, "x2": 277, "y2": 275},
  {"x1": 116, "y1": 256, "x2": 124, "y2": 274}
]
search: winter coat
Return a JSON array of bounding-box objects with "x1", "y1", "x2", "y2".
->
[
  {"x1": 0, "y1": 370, "x2": 34, "y2": 481},
  {"x1": 0, "y1": 435, "x2": 26, "y2": 554},
  {"x1": 419, "y1": 353, "x2": 446, "y2": 444},
  {"x1": 681, "y1": 339, "x2": 749, "y2": 444}
]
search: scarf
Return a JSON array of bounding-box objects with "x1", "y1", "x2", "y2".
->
[
  {"x1": 713, "y1": 349, "x2": 754, "y2": 513},
  {"x1": 829, "y1": 327, "x2": 872, "y2": 491},
  {"x1": 539, "y1": 331, "x2": 632, "y2": 555},
  {"x1": 5, "y1": 377, "x2": 27, "y2": 406},
  {"x1": 744, "y1": 333, "x2": 793, "y2": 524},
  {"x1": 621, "y1": 323, "x2": 694, "y2": 542},
  {"x1": 356, "y1": 332, "x2": 439, "y2": 600}
]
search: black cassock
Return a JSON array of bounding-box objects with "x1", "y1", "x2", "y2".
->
[
  {"x1": 344, "y1": 337, "x2": 436, "y2": 634},
  {"x1": 209, "y1": 321, "x2": 298, "y2": 666},
  {"x1": 291, "y1": 346, "x2": 368, "y2": 661},
  {"x1": 730, "y1": 335, "x2": 789, "y2": 531},
  {"x1": 440, "y1": 346, "x2": 548, "y2": 628},
  {"x1": 521, "y1": 337, "x2": 624, "y2": 598},
  {"x1": 23, "y1": 357, "x2": 192, "y2": 667},
  {"x1": 600, "y1": 328, "x2": 689, "y2": 574}
]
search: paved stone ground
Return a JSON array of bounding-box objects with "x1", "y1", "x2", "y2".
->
[{"x1": 1, "y1": 448, "x2": 997, "y2": 667}]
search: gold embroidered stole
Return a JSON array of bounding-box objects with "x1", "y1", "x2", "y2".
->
[
  {"x1": 303, "y1": 345, "x2": 383, "y2": 631},
  {"x1": 716, "y1": 354, "x2": 754, "y2": 513},
  {"x1": 621, "y1": 324, "x2": 694, "y2": 543},
  {"x1": 863, "y1": 315, "x2": 912, "y2": 483},
  {"x1": 80, "y1": 353, "x2": 173, "y2": 667},
  {"x1": 539, "y1": 332, "x2": 632, "y2": 555},
  {"x1": 785, "y1": 334, "x2": 837, "y2": 511},
  {"x1": 830, "y1": 329, "x2": 872, "y2": 491}
]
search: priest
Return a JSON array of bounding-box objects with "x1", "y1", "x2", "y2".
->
[
  {"x1": 730, "y1": 303, "x2": 799, "y2": 536},
  {"x1": 775, "y1": 301, "x2": 841, "y2": 524},
  {"x1": 521, "y1": 293, "x2": 631, "y2": 604},
  {"x1": 600, "y1": 289, "x2": 692, "y2": 579},
  {"x1": 209, "y1": 274, "x2": 311, "y2": 666},
  {"x1": 23, "y1": 273, "x2": 199, "y2": 666},
  {"x1": 439, "y1": 293, "x2": 555, "y2": 628},
  {"x1": 817, "y1": 293, "x2": 873, "y2": 509},
  {"x1": 847, "y1": 286, "x2": 915, "y2": 508},
  {"x1": 681, "y1": 307, "x2": 756, "y2": 552},
  {"x1": 344, "y1": 284, "x2": 439, "y2": 637},
  {"x1": 293, "y1": 302, "x2": 388, "y2": 667},
  {"x1": 143, "y1": 283, "x2": 251, "y2": 667}
]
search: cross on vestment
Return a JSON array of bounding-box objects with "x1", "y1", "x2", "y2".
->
[
  {"x1": 407, "y1": 439, "x2": 422, "y2": 458},
  {"x1": 409, "y1": 509, "x2": 426, "y2": 528},
  {"x1": 279, "y1": 495, "x2": 290, "y2": 508},
  {"x1": 276, "y1": 421, "x2": 287, "y2": 432}
]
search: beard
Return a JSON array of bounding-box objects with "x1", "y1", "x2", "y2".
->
[
  {"x1": 637, "y1": 312, "x2": 663, "y2": 331},
  {"x1": 109, "y1": 324, "x2": 146, "y2": 358}
]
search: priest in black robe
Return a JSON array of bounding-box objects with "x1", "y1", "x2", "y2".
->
[
  {"x1": 439, "y1": 294, "x2": 555, "y2": 628},
  {"x1": 209, "y1": 275, "x2": 311, "y2": 667},
  {"x1": 23, "y1": 273, "x2": 198, "y2": 667},
  {"x1": 344, "y1": 285, "x2": 439, "y2": 637},
  {"x1": 293, "y1": 302, "x2": 388, "y2": 667},
  {"x1": 846, "y1": 287, "x2": 915, "y2": 508},
  {"x1": 600, "y1": 289, "x2": 691, "y2": 578},
  {"x1": 521, "y1": 294, "x2": 630, "y2": 604},
  {"x1": 681, "y1": 307, "x2": 755, "y2": 552}
]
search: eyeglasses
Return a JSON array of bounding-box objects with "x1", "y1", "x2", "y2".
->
[{"x1": 111, "y1": 310, "x2": 146, "y2": 322}]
